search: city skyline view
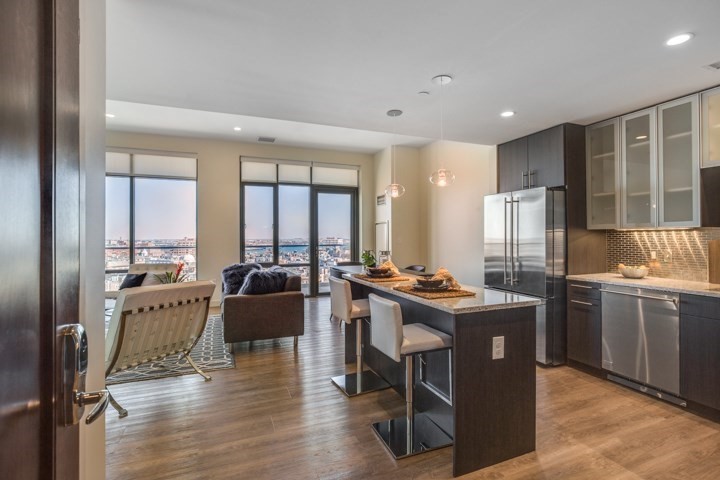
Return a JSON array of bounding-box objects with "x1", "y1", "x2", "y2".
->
[{"x1": 107, "y1": 178, "x2": 354, "y2": 293}]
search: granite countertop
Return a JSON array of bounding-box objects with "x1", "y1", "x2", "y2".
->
[
  {"x1": 342, "y1": 273, "x2": 542, "y2": 314},
  {"x1": 567, "y1": 273, "x2": 720, "y2": 298}
]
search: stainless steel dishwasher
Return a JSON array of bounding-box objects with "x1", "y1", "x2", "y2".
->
[{"x1": 601, "y1": 285, "x2": 682, "y2": 401}]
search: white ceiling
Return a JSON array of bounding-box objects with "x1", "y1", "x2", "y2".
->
[{"x1": 107, "y1": 0, "x2": 720, "y2": 152}]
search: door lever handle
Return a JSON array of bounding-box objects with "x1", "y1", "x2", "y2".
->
[
  {"x1": 76, "y1": 389, "x2": 109, "y2": 425},
  {"x1": 61, "y1": 324, "x2": 110, "y2": 426}
]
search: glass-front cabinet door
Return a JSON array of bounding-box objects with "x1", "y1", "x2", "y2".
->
[
  {"x1": 621, "y1": 108, "x2": 657, "y2": 228},
  {"x1": 702, "y1": 87, "x2": 720, "y2": 168},
  {"x1": 586, "y1": 119, "x2": 620, "y2": 229},
  {"x1": 658, "y1": 95, "x2": 700, "y2": 227}
]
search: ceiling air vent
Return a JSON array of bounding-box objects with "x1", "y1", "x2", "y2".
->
[
  {"x1": 258, "y1": 136, "x2": 276, "y2": 143},
  {"x1": 702, "y1": 61, "x2": 720, "y2": 71}
]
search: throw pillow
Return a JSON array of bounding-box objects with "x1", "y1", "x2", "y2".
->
[
  {"x1": 221, "y1": 263, "x2": 261, "y2": 294},
  {"x1": 119, "y1": 273, "x2": 146, "y2": 290},
  {"x1": 238, "y1": 269, "x2": 287, "y2": 295},
  {"x1": 141, "y1": 273, "x2": 163, "y2": 286}
]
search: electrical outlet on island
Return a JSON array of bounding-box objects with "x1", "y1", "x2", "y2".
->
[{"x1": 492, "y1": 336, "x2": 504, "y2": 360}]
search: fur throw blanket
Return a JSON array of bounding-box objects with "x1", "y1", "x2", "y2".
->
[
  {"x1": 239, "y1": 269, "x2": 288, "y2": 295},
  {"x1": 431, "y1": 267, "x2": 461, "y2": 289},
  {"x1": 221, "y1": 263, "x2": 261, "y2": 294}
]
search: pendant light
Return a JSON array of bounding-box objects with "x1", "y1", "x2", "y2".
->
[
  {"x1": 429, "y1": 74, "x2": 455, "y2": 187},
  {"x1": 385, "y1": 109, "x2": 406, "y2": 198}
]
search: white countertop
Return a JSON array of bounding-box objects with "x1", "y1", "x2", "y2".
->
[
  {"x1": 567, "y1": 273, "x2": 720, "y2": 298},
  {"x1": 342, "y1": 273, "x2": 542, "y2": 314}
]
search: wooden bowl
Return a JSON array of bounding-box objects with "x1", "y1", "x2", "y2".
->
[
  {"x1": 416, "y1": 278, "x2": 444, "y2": 288},
  {"x1": 367, "y1": 266, "x2": 390, "y2": 275}
]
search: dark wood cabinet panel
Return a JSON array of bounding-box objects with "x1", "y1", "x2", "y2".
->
[
  {"x1": 567, "y1": 281, "x2": 601, "y2": 301},
  {"x1": 681, "y1": 313, "x2": 720, "y2": 410},
  {"x1": 528, "y1": 125, "x2": 565, "y2": 188},
  {"x1": 701, "y1": 166, "x2": 720, "y2": 227},
  {"x1": 680, "y1": 293, "x2": 720, "y2": 320},
  {"x1": 567, "y1": 287, "x2": 602, "y2": 369},
  {"x1": 497, "y1": 137, "x2": 528, "y2": 192}
]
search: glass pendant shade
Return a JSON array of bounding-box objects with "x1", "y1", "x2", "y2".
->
[
  {"x1": 429, "y1": 168, "x2": 455, "y2": 187},
  {"x1": 428, "y1": 75, "x2": 456, "y2": 187},
  {"x1": 385, "y1": 183, "x2": 406, "y2": 198}
]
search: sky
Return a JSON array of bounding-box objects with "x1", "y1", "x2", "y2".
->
[
  {"x1": 245, "y1": 185, "x2": 351, "y2": 241},
  {"x1": 106, "y1": 177, "x2": 196, "y2": 240},
  {"x1": 106, "y1": 179, "x2": 351, "y2": 242}
]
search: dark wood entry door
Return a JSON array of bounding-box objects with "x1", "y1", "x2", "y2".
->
[{"x1": 1, "y1": 0, "x2": 81, "y2": 478}]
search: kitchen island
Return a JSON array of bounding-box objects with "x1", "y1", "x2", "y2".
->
[{"x1": 331, "y1": 266, "x2": 542, "y2": 477}]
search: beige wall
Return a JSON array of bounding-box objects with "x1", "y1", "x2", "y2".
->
[
  {"x1": 106, "y1": 131, "x2": 375, "y2": 304},
  {"x1": 419, "y1": 141, "x2": 497, "y2": 286},
  {"x1": 389, "y1": 147, "x2": 423, "y2": 269},
  {"x1": 373, "y1": 141, "x2": 496, "y2": 284},
  {"x1": 373, "y1": 146, "x2": 423, "y2": 269},
  {"x1": 80, "y1": 0, "x2": 106, "y2": 478}
]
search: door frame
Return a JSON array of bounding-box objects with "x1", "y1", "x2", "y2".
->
[
  {"x1": 310, "y1": 186, "x2": 359, "y2": 296},
  {"x1": 240, "y1": 182, "x2": 358, "y2": 297}
]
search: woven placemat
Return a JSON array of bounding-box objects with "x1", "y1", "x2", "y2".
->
[
  {"x1": 394, "y1": 285, "x2": 476, "y2": 299},
  {"x1": 354, "y1": 274, "x2": 411, "y2": 283}
]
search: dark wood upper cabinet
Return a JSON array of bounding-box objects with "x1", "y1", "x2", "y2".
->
[
  {"x1": 528, "y1": 125, "x2": 565, "y2": 189},
  {"x1": 496, "y1": 123, "x2": 605, "y2": 275},
  {"x1": 497, "y1": 124, "x2": 568, "y2": 192},
  {"x1": 497, "y1": 136, "x2": 528, "y2": 192}
]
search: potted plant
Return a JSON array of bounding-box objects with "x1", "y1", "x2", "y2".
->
[
  {"x1": 361, "y1": 250, "x2": 376, "y2": 269},
  {"x1": 154, "y1": 262, "x2": 189, "y2": 284}
]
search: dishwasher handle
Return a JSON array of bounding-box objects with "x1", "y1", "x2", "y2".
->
[{"x1": 599, "y1": 288, "x2": 678, "y2": 306}]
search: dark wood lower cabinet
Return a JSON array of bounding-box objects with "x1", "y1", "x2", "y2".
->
[
  {"x1": 680, "y1": 308, "x2": 720, "y2": 411},
  {"x1": 566, "y1": 282, "x2": 602, "y2": 369},
  {"x1": 567, "y1": 298, "x2": 602, "y2": 368}
]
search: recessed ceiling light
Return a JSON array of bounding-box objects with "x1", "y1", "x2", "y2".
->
[
  {"x1": 636, "y1": 135, "x2": 648, "y2": 140},
  {"x1": 233, "y1": 126, "x2": 242, "y2": 131},
  {"x1": 431, "y1": 74, "x2": 453, "y2": 86},
  {"x1": 666, "y1": 33, "x2": 694, "y2": 46},
  {"x1": 105, "y1": 113, "x2": 115, "y2": 118},
  {"x1": 500, "y1": 111, "x2": 515, "y2": 118}
]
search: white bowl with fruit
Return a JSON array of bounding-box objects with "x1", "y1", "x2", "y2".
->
[{"x1": 618, "y1": 263, "x2": 649, "y2": 279}]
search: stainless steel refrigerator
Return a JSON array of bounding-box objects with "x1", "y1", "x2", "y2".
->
[{"x1": 484, "y1": 186, "x2": 567, "y2": 365}]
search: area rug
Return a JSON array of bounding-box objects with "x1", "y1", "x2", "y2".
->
[{"x1": 106, "y1": 314, "x2": 235, "y2": 385}]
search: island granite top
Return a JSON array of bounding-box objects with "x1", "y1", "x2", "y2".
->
[
  {"x1": 341, "y1": 272, "x2": 542, "y2": 314},
  {"x1": 567, "y1": 273, "x2": 720, "y2": 298}
]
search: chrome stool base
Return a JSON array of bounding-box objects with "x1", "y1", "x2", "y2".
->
[
  {"x1": 331, "y1": 370, "x2": 390, "y2": 397},
  {"x1": 371, "y1": 412, "x2": 453, "y2": 459}
]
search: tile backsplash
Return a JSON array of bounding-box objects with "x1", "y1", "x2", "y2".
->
[{"x1": 606, "y1": 229, "x2": 720, "y2": 282}]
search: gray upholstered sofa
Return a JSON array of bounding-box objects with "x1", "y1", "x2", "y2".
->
[{"x1": 221, "y1": 268, "x2": 304, "y2": 345}]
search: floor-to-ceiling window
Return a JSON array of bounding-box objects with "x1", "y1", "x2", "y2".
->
[
  {"x1": 105, "y1": 150, "x2": 198, "y2": 291},
  {"x1": 240, "y1": 158, "x2": 359, "y2": 296}
]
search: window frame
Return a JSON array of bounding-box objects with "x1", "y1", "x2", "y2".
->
[
  {"x1": 104, "y1": 150, "x2": 198, "y2": 283},
  {"x1": 239, "y1": 160, "x2": 359, "y2": 296}
]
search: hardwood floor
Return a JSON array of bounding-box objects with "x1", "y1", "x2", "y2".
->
[{"x1": 106, "y1": 298, "x2": 720, "y2": 479}]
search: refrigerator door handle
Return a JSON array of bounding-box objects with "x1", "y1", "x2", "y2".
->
[
  {"x1": 504, "y1": 198, "x2": 511, "y2": 284},
  {"x1": 512, "y1": 197, "x2": 520, "y2": 284}
]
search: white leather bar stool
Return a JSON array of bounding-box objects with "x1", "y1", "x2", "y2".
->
[
  {"x1": 368, "y1": 293, "x2": 453, "y2": 458},
  {"x1": 330, "y1": 278, "x2": 390, "y2": 397}
]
